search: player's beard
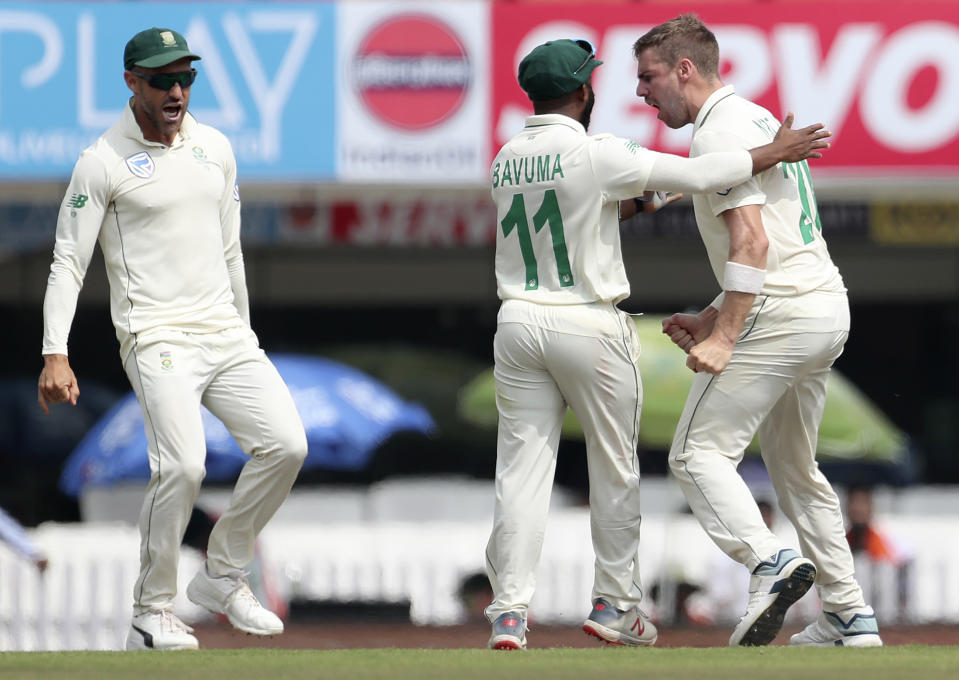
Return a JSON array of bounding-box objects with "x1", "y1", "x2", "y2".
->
[
  {"x1": 137, "y1": 93, "x2": 187, "y2": 142},
  {"x1": 658, "y1": 91, "x2": 690, "y2": 129},
  {"x1": 579, "y1": 86, "x2": 595, "y2": 131}
]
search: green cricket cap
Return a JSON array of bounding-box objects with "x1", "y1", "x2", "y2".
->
[
  {"x1": 518, "y1": 39, "x2": 603, "y2": 101},
  {"x1": 124, "y1": 28, "x2": 201, "y2": 70}
]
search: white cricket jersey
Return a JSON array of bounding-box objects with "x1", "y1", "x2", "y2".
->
[
  {"x1": 691, "y1": 85, "x2": 845, "y2": 299},
  {"x1": 42, "y1": 102, "x2": 247, "y2": 360},
  {"x1": 491, "y1": 114, "x2": 756, "y2": 307}
]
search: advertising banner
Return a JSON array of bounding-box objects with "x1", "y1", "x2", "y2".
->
[
  {"x1": 336, "y1": 0, "x2": 489, "y2": 183},
  {"x1": 5, "y1": 2, "x2": 958, "y2": 184},
  {"x1": 492, "y1": 2, "x2": 959, "y2": 179},
  {"x1": 0, "y1": 2, "x2": 336, "y2": 180},
  {"x1": 269, "y1": 197, "x2": 498, "y2": 246}
]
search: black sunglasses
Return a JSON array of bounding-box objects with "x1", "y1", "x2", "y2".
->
[
  {"x1": 572, "y1": 39, "x2": 595, "y2": 75},
  {"x1": 131, "y1": 68, "x2": 197, "y2": 91}
]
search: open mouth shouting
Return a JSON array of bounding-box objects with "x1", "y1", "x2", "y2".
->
[{"x1": 162, "y1": 101, "x2": 183, "y2": 125}]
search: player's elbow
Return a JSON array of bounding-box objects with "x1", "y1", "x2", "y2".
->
[{"x1": 49, "y1": 259, "x2": 85, "y2": 289}]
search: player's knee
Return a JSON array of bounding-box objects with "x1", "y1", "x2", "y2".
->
[
  {"x1": 274, "y1": 427, "x2": 308, "y2": 466},
  {"x1": 165, "y1": 460, "x2": 206, "y2": 489}
]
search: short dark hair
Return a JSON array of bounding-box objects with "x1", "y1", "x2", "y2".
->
[
  {"x1": 633, "y1": 14, "x2": 719, "y2": 79},
  {"x1": 531, "y1": 80, "x2": 590, "y2": 114}
]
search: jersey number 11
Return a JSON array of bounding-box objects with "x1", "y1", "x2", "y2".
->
[{"x1": 501, "y1": 189, "x2": 574, "y2": 291}]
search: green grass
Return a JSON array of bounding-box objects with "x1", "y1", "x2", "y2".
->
[{"x1": 0, "y1": 647, "x2": 957, "y2": 680}]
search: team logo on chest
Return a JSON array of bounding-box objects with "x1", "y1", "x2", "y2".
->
[{"x1": 125, "y1": 151, "x2": 155, "y2": 179}]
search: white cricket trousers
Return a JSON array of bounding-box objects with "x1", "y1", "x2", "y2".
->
[
  {"x1": 124, "y1": 326, "x2": 307, "y2": 612},
  {"x1": 669, "y1": 293, "x2": 866, "y2": 611},
  {"x1": 485, "y1": 300, "x2": 646, "y2": 622}
]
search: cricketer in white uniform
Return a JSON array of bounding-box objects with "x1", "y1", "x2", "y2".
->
[
  {"x1": 37, "y1": 28, "x2": 307, "y2": 651},
  {"x1": 484, "y1": 38, "x2": 834, "y2": 651},
  {"x1": 634, "y1": 14, "x2": 882, "y2": 648}
]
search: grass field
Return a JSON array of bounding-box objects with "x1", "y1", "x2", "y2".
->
[{"x1": 2, "y1": 646, "x2": 957, "y2": 680}]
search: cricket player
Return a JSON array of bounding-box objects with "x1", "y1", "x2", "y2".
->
[
  {"x1": 37, "y1": 27, "x2": 307, "y2": 650},
  {"x1": 484, "y1": 38, "x2": 833, "y2": 650},
  {"x1": 634, "y1": 14, "x2": 883, "y2": 647}
]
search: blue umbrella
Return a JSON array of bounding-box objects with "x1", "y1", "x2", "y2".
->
[{"x1": 59, "y1": 354, "x2": 435, "y2": 497}]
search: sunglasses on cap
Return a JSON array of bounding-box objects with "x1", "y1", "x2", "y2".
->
[
  {"x1": 130, "y1": 68, "x2": 197, "y2": 91},
  {"x1": 572, "y1": 39, "x2": 595, "y2": 75}
]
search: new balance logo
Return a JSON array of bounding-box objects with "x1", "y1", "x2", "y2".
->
[
  {"x1": 631, "y1": 617, "x2": 645, "y2": 635},
  {"x1": 67, "y1": 193, "x2": 88, "y2": 209}
]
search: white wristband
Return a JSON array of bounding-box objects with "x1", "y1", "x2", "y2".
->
[{"x1": 723, "y1": 261, "x2": 765, "y2": 294}]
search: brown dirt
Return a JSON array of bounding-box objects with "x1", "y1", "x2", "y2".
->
[{"x1": 192, "y1": 621, "x2": 959, "y2": 650}]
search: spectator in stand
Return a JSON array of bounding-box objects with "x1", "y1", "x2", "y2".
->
[
  {"x1": 845, "y1": 485, "x2": 913, "y2": 621},
  {"x1": 457, "y1": 572, "x2": 495, "y2": 624},
  {"x1": 845, "y1": 486, "x2": 908, "y2": 565}
]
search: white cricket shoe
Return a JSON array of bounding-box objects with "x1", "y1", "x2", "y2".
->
[
  {"x1": 582, "y1": 598, "x2": 658, "y2": 646},
  {"x1": 729, "y1": 548, "x2": 817, "y2": 646},
  {"x1": 790, "y1": 606, "x2": 883, "y2": 647},
  {"x1": 187, "y1": 564, "x2": 284, "y2": 636},
  {"x1": 126, "y1": 609, "x2": 198, "y2": 651}
]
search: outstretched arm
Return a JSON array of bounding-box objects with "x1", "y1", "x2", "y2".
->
[
  {"x1": 644, "y1": 114, "x2": 830, "y2": 195},
  {"x1": 0, "y1": 506, "x2": 48, "y2": 572}
]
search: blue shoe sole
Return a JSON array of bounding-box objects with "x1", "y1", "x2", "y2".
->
[{"x1": 738, "y1": 562, "x2": 817, "y2": 646}]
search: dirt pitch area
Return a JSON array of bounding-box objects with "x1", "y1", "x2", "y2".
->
[{"x1": 193, "y1": 621, "x2": 959, "y2": 650}]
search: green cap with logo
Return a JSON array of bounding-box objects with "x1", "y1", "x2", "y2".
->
[
  {"x1": 124, "y1": 27, "x2": 201, "y2": 70},
  {"x1": 518, "y1": 39, "x2": 603, "y2": 101}
]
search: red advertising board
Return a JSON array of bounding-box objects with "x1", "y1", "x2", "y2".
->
[{"x1": 492, "y1": 2, "x2": 959, "y2": 179}]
